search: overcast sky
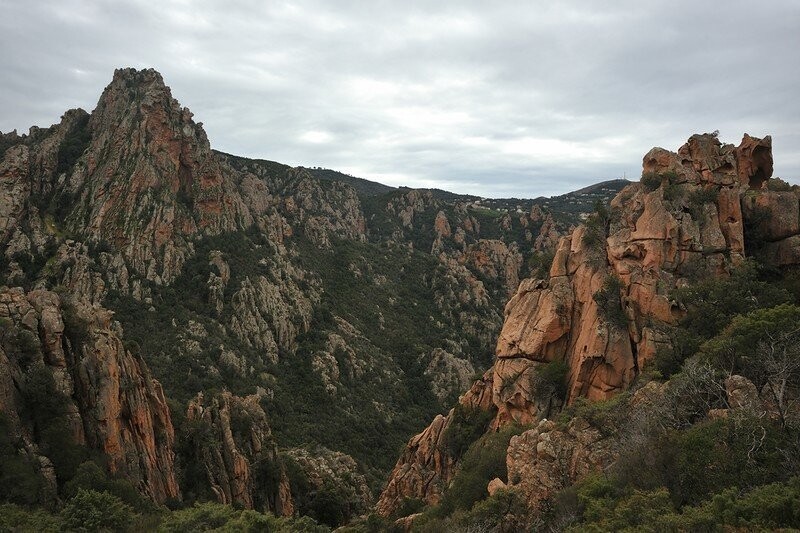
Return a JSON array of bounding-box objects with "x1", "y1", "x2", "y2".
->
[{"x1": 1, "y1": 1, "x2": 798, "y2": 197}]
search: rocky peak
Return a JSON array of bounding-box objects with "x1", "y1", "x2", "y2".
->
[{"x1": 69, "y1": 68, "x2": 250, "y2": 284}]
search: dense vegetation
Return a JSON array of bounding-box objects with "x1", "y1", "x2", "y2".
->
[
  {"x1": 0, "y1": 497, "x2": 330, "y2": 532},
  {"x1": 103, "y1": 228, "x2": 499, "y2": 496}
]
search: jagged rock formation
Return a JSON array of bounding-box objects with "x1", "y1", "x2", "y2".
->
[
  {"x1": 285, "y1": 446, "x2": 373, "y2": 520},
  {"x1": 185, "y1": 391, "x2": 293, "y2": 516},
  {"x1": 378, "y1": 132, "x2": 797, "y2": 517},
  {"x1": 376, "y1": 370, "x2": 494, "y2": 516},
  {"x1": 0, "y1": 288, "x2": 179, "y2": 503},
  {"x1": 69, "y1": 69, "x2": 250, "y2": 285},
  {"x1": 7, "y1": 68, "x2": 741, "y2": 524},
  {"x1": 493, "y1": 133, "x2": 774, "y2": 422}
]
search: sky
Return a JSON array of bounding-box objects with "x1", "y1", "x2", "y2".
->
[{"x1": 1, "y1": 1, "x2": 798, "y2": 198}]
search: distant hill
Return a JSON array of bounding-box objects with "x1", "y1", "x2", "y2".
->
[
  {"x1": 306, "y1": 167, "x2": 396, "y2": 196},
  {"x1": 531, "y1": 178, "x2": 631, "y2": 222}
]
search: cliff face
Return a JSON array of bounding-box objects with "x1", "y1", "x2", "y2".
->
[
  {"x1": 493, "y1": 133, "x2": 773, "y2": 422},
  {"x1": 378, "y1": 132, "x2": 794, "y2": 516},
  {"x1": 376, "y1": 370, "x2": 495, "y2": 516},
  {"x1": 0, "y1": 288, "x2": 179, "y2": 503},
  {"x1": 185, "y1": 391, "x2": 293, "y2": 516}
]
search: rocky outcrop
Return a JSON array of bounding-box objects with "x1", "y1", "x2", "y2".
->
[
  {"x1": 493, "y1": 133, "x2": 776, "y2": 425},
  {"x1": 286, "y1": 446, "x2": 372, "y2": 520},
  {"x1": 504, "y1": 417, "x2": 618, "y2": 513},
  {"x1": 186, "y1": 391, "x2": 293, "y2": 516},
  {"x1": 227, "y1": 253, "x2": 319, "y2": 364},
  {"x1": 461, "y1": 240, "x2": 523, "y2": 298},
  {"x1": 424, "y1": 348, "x2": 476, "y2": 403},
  {"x1": 376, "y1": 370, "x2": 495, "y2": 516},
  {"x1": 379, "y1": 132, "x2": 800, "y2": 517},
  {"x1": 0, "y1": 287, "x2": 179, "y2": 503}
]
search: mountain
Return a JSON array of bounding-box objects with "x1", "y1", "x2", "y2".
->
[
  {"x1": 0, "y1": 67, "x2": 583, "y2": 527},
  {"x1": 305, "y1": 167, "x2": 396, "y2": 197},
  {"x1": 2, "y1": 67, "x2": 798, "y2": 532}
]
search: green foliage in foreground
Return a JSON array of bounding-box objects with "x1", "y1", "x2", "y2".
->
[
  {"x1": 0, "y1": 497, "x2": 330, "y2": 533},
  {"x1": 413, "y1": 489, "x2": 531, "y2": 533},
  {"x1": 568, "y1": 476, "x2": 800, "y2": 532},
  {"x1": 655, "y1": 260, "x2": 793, "y2": 377},
  {"x1": 158, "y1": 502, "x2": 329, "y2": 532},
  {"x1": 61, "y1": 489, "x2": 135, "y2": 532}
]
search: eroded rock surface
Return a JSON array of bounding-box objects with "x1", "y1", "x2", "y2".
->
[
  {"x1": 186, "y1": 391, "x2": 293, "y2": 516},
  {"x1": 0, "y1": 288, "x2": 179, "y2": 503},
  {"x1": 379, "y1": 132, "x2": 800, "y2": 518}
]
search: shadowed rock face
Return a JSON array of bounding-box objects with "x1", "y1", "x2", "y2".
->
[
  {"x1": 0, "y1": 288, "x2": 179, "y2": 503},
  {"x1": 186, "y1": 391, "x2": 293, "y2": 516},
  {"x1": 376, "y1": 370, "x2": 494, "y2": 516},
  {"x1": 378, "y1": 132, "x2": 800, "y2": 517},
  {"x1": 1, "y1": 68, "x2": 566, "y2": 514}
]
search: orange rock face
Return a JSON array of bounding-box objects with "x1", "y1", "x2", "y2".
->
[
  {"x1": 379, "y1": 132, "x2": 800, "y2": 518},
  {"x1": 0, "y1": 288, "x2": 179, "y2": 503},
  {"x1": 376, "y1": 370, "x2": 494, "y2": 516},
  {"x1": 71, "y1": 68, "x2": 251, "y2": 284},
  {"x1": 493, "y1": 133, "x2": 779, "y2": 424}
]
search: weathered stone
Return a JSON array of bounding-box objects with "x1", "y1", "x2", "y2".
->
[
  {"x1": 186, "y1": 391, "x2": 293, "y2": 516},
  {"x1": 0, "y1": 288, "x2": 179, "y2": 503}
]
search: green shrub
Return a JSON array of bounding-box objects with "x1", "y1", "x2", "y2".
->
[
  {"x1": 159, "y1": 501, "x2": 330, "y2": 532},
  {"x1": 393, "y1": 497, "x2": 425, "y2": 519},
  {"x1": 532, "y1": 359, "x2": 569, "y2": 404},
  {"x1": 528, "y1": 250, "x2": 554, "y2": 279},
  {"x1": 0, "y1": 326, "x2": 42, "y2": 367},
  {"x1": 434, "y1": 424, "x2": 526, "y2": 516},
  {"x1": 22, "y1": 364, "x2": 89, "y2": 485},
  {"x1": 0, "y1": 503, "x2": 60, "y2": 533},
  {"x1": 688, "y1": 187, "x2": 719, "y2": 206},
  {"x1": 663, "y1": 182, "x2": 683, "y2": 202},
  {"x1": 581, "y1": 201, "x2": 609, "y2": 253},
  {"x1": 56, "y1": 113, "x2": 91, "y2": 176},
  {"x1": 640, "y1": 172, "x2": 662, "y2": 192},
  {"x1": 64, "y1": 461, "x2": 154, "y2": 512},
  {"x1": 158, "y1": 502, "x2": 237, "y2": 532},
  {"x1": 674, "y1": 259, "x2": 791, "y2": 342},
  {"x1": 766, "y1": 177, "x2": 793, "y2": 192},
  {"x1": 307, "y1": 481, "x2": 350, "y2": 528},
  {"x1": 700, "y1": 303, "x2": 800, "y2": 399},
  {"x1": 678, "y1": 417, "x2": 788, "y2": 503},
  {"x1": 593, "y1": 274, "x2": 627, "y2": 330},
  {"x1": 61, "y1": 489, "x2": 134, "y2": 532},
  {"x1": 557, "y1": 392, "x2": 629, "y2": 435},
  {"x1": 439, "y1": 404, "x2": 495, "y2": 459},
  {"x1": 743, "y1": 203, "x2": 772, "y2": 255},
  {"x1": 0, "y1": 415, "x2": 44, "y2": 505},
  {"x1": 460, "y1": 489, "x2": 529, "y2": 531}
]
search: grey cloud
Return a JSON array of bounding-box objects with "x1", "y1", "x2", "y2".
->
[{"x1": 1, "y1": 0, "x2": 798, "y2": 197}]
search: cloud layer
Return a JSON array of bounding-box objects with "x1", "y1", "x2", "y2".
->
[{"x1": 2, "y1": 0, "x2": 798, "y2": 197}]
